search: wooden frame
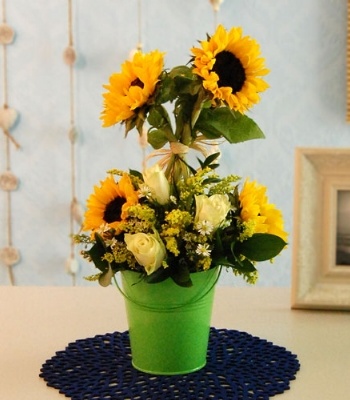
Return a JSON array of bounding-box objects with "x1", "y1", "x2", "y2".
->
[{"x1": 291, "y1": 148, "x2": 350, "y2": 310}]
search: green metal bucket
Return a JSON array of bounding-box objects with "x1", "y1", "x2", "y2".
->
[{"x1": 120, "y1": 267, "x2": 220, "y2": 375}]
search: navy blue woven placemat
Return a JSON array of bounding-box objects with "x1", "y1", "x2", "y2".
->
[{"x1": 40, "y1": 327, "x2": 300, "y2": 399}]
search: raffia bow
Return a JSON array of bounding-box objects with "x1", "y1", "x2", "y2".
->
[{"x1": 145, "y1": 136, "x2": 221, "y2": 171}]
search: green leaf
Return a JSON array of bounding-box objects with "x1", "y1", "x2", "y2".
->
[
  {"x1": 234, "y1": 258, "x2": 257, "y2": 273},
  {"x1": 170, "y1": 262, "x2": 193, "y2": 287},
  {"x1": 202, "y1": 177, "x2": 221, "y2": 185},
  {"x1": 129, "y1": 169, "x2": 143, "y2": 180},
  {"x1": 201, "y1": 152, "x2": 221, "y2": 169},
  {"x1": 194, "y1": 107, "x2": 265, "y2": 143},
  {"x1": 155, "y1": 73, "x2": 176, "y2": 103},
  {"x1": 237, "y1": 233, "x2": 287, "y2": 261},
  {"x1": 87, "y1": 234, "x2": 109, "y2": 272},
  {"x1": 147, "y1": 128, "x2": 170, "y2": 149},
  {"x1": 212, "y1": 228, "x2": 224, "y2": 255},
  {"x1": 124, "y1": 117, "x2": 136, "y2": 135},
  {"x1": 169, "y1": 65, "x2": 194, "y2": 80},
  {"x1": 204, "y1": 151, "x2": 220, "y2": 164},
  {"x1": 98, "y1": 265, "x2": 114, "y2": 287},
  {"x1": 169, "y1": 66, "x2": 202, "y2": 96},
  {"x1": 147, "y1": 105, "x2": 171, "y2": 129},
  {"x1": 174, "y1": 77, "x2": 195, "y2": 94},
  {"x1": 144, "y1": 267, "x2": 171, "y2": 284},
  {"x1": 211, "y1": 257, "x2": 236, "y2": 269},
  {"x1": 124, "y1": 109, "x2": 146, "y2": 136}
]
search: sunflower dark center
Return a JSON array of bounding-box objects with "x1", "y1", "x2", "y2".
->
[
  {"x1": 130, "y1": 78, "x2": 144, "y2": 89},
  {"x1": 103, "y1": 197, "x2": 125, "y2": 223},
  {"x1": 212, "y1": 51, "x2": 246, "y2": 93}
]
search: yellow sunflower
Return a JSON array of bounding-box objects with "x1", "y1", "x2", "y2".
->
[
  {"x1": 191, "y1": 25, "x2": 269, "y2": 113},
  {"x1": 83, "y1": 174, "x2": 139, "y2": 233},
  {"x1": 101, "y1": 50, "x2": 164, "y2": 127},
  {"x1": 239, "y1": 180, "x2": 288, "y2": 242}
]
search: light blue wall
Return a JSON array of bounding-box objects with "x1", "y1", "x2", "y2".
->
[{"x1": 0, "y1": 0, "x2": 348, "y2": 286}]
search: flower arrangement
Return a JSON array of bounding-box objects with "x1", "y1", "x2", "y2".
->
[{"x1": 75, "y1": 25, "x2": 288, "y2": 287}]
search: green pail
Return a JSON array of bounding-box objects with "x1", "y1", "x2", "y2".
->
[{"x1": 120, "y1": 267, "x2": 220, "y2": 375}]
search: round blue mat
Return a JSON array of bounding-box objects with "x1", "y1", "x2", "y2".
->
[{"x1": 40, "y1": 327, "x2": 300, "y2": 399}]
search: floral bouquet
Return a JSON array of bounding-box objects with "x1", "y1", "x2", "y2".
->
[{"x1": 75, "y1": 25, "x2": 288, "y2": 288}]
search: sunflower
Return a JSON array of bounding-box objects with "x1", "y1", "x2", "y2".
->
[
  {"x1": 239, "y1": 180, "x2": 288, "y2": 242},
  {"x1": 101, "y1": 50, "x2": 164, "y2": 127},
  {"x1": 191, "y1": 25, "x2": 269, "y2": 113},
  {"x1": 83, "y1": 174, "x2": 139, "y2": 233}
]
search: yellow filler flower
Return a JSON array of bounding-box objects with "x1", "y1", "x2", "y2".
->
[
  {"x1": 239, "y1": 180, "x2": 288, "y2": 242},
  {"x1": 101, "y1": 50, "x2": 164, "y2": 127},
  {"x1": 191, "y1": 24, "x2": 269, "y2": 113},
  {"x1": 83, "y1": 174, "x2": 139, "y2": 233}
]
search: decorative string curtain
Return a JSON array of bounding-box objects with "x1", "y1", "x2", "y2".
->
[
  {"x1": 0, "y1": 0, "x2": 20, "y2": 286},
  {"x1": 63, "y1": 0, "x2": 83, "y2": 286}
]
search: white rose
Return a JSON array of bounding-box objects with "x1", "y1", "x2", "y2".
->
[
  {"x1": 195, "y1": 194, "x2": 231, "y2": 230},
  {"x1": 143, "y1": 164, "x2": 170, "y2": 205},
  {"x1": 124, "y1": 232, "x2": 166, "y2": 275}
]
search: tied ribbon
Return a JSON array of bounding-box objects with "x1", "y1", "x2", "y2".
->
[{"x1": 146, "y1": 136, "x2": 221, "y2": 170}]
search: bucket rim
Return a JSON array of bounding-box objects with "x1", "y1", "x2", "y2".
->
[{"x1": 114, "y1": 266, "x2": 221, "y2": 311}]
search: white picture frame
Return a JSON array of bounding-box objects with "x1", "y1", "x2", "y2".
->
[{"x1": 291, "y1": 148, "x2": 350, "y2": 310}]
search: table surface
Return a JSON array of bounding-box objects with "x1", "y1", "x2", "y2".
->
[{"x1": 0, "y1": 286, "x2": 349, "y2": 399}]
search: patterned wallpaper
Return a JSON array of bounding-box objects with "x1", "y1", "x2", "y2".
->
[{"x1": 0, "y1": 0, "x2": 348, "y2": 286}]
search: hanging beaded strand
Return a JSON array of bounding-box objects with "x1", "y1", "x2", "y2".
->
[
  {"x1": 136, "y1": 0, "x2": 143, "y2": 53},
  {"x1": 129, "y1": 0, "x2": 143, "y2": 59},
  {"x1": 130, "y1": 0, "x2": 148, "y2": 171},
  {"x1": 0, "y1": 0, "x2": 20, "y2": 285},
  {"x1": 209, "y1": 0, "x2": 224, "y2": 29},
  {"x1": 63, "y1": 0, "x2": 82, "y2": 285}
]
